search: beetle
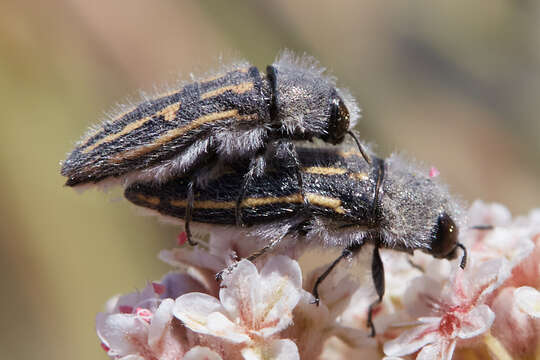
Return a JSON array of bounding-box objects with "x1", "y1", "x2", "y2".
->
[
  {"x1": 123, "y1": 146, "x2": 467, "y2": 336},
  {"x1": 61, "y1": 51, "x2": 368, "y2": 243}
]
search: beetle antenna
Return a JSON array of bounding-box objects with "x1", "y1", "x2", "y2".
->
[
  {"x1": 469, "y1": 224, "x2": 494, "y2": 230},
  {"x1": 347, "y1": 130, "x2": 371, "y2": 164},
  {"x1": 456, "y1": 242, "x2": 467, "y2": 269}
]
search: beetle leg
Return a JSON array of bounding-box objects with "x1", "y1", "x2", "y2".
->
[
  {"x1": 274, "y1": 140, "x2": 308, "y2": 207},
  {"x1": 236, "y1": 155, "x2": 266, "y2": 227},
  {"x1": 184, "y1": 179, "x2": 198, "y2": 246},
  {"x1": 215, "y1": 236, "x2": 282, "y2": 281},
  {"x1": 367, "y1": 245, "x2": 385, "y2": 337},
  {"x1": 311, "y1": 240, "x2": 365, "y2": 305}
]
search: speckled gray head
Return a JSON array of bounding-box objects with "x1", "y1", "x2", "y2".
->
[
  {"x1": 267, "y1": 50, "x2": 360, "y2": 144},
  {"x1": 379, "y1": 154, "x2": 466, "y2": 264}
]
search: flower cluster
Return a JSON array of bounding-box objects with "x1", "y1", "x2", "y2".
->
[{"x1": 96, "y1": 201, "x2": 540, "y2": 359}]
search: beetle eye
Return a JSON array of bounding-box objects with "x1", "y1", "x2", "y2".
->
[
  {"x1": 324, "y1": 94, "x2": 350, "y2": 144},
  {"x1": 431, "y1": 213, "x2": 459, "y2": 259}
]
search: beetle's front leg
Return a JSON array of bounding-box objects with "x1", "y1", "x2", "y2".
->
[
  {"x1": 311, "y1": 240, "x2": 365, "y2": 305},
  {"x1": 367, "y1": 245, "x2": 384, "y2": 337}
]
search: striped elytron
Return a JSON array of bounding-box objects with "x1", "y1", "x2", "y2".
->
[{"x1": 124, "y1": 146, "x2": 467, "y2": 336}]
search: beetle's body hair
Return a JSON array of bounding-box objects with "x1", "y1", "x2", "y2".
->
[
  {"x1": 124, "y1": 147, "x2": 465, "y2": 256},
  {"x1": 61, "y1": 51, "x2": 360, "y2": 189}
]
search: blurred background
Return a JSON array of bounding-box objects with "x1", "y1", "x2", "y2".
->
[{"x1": 1, "y1": 1, "x2": 539, "y2": 358}]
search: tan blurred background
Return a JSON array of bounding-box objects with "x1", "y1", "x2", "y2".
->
[{"x1": 1, "y1": 1, "x2": 539, "y2": 358}]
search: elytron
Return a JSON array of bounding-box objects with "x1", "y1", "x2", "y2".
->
[
  {"x1": 61, "y1": 51, "x2": 368, "y2": 240},
  {"x1": 124, "y1": 146, "x2": 467, "y2": 336}
]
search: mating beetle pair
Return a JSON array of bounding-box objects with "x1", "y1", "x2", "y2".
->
[{"x1": 62, "y1": 51, "x2": 467, "y2": 336}]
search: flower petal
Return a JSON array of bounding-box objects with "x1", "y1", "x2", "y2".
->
[
  {"x1": 147, "y1": 299, "x2": 174, "y2": 349},
  {"x1": 458, "y1": 304, "x2": 495, "y2": 339},
  {"x1": 256, "y1": 256, "x2": 303, "y2": 336},
  {"x1": 417, "y1": 339, "x2": 456, "y2": 360},
  {"x1": 383, "y1": 323, "x2": 439, "y2": 357},
  {"x1": 219, "y1": 259, "x2": 260, "y2": 325},
  {"x1": 174, "y1": 292, "x2": 250, "y2": 343},
  {"x1": 173, "y1": 293, "x2": 223, "y2": 333},
  {"x1": 184, "y1": 346, "x2": 223, "y2": 360},
  {"x1": 515, "y1": 286, "x2": 540, "y2": 318},
  {"x1": 241, "y1": 339, "x2": 300, "y2": 360},
  {"x1": 205, "y1": 312, "x2": 251, "y2": 343},
  {"x1": 159, "y1": 272, "x2": 207, "y2": 299},
  {"x1": 96, "y1": 313, "x2": 148, "y2": 357}
]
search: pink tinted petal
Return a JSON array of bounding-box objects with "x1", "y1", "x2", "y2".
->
[
  {"x1": 159, "y1": 272, "x2": 207, "y2": 299},
  {"x1": 241, "y1": 339, "x2": 300, "y2": 360},
  {"x1": 491, "y1": 287, "x2": 537, "y2": 357},
  {"x1": 112, "y1": 283, "x2": 159, "y2": 313},
  {"x1": 148, "y1": 299, "x2": 174, "y2": 349},
  {"x1": 119, "y1": 356, "x2": 145, "y2": 360},
  {"x1": 403, "y1": 276, "x2": 445, "y2": 318},
  {"x1": 256, "y1": 257, "x2": 302, "y2": 336},
  {"x1": 515, "y1": 286, "x2": 540, "y2": 318},
  {"x1": 457, "y1": 304, "x2": 494, "y2": 339},
  {"x1": 417, "y1": 340, "x2": 456, "y2": 360},
  {"x1": 184, "y1": 346, "x2": 223, "y2": 360},
  {"x1": 220, "y1": 259, "x2": 260, "y2": 323},
  {"x1": 476, "y1": 228, "x2": 534, "y2": 265},
  {"x1": 383, "y1": 323, "x2": 439, "y2": 357},
  {"x1": 461, "y1": 258, "x2": 511, "y2": 303},
  {"x1": 260, "y1": 255, "x2": 302, "y2": 289},
  {"x1": 96, "y1": 313, "x2": 148, "y2": 357}
]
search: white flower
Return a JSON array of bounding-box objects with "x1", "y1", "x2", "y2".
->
[
  {"x1": 174, "y1": 255, "x2": 303, "y2": 359},
  {"x1": 384, "y1": 258, "x2": 510, "y2": 359},
  {"x1": 97, "y1": 299, "x2": 186, "y2": 359}
]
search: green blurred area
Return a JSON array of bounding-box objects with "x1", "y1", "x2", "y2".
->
[{"x1": 1, "y1": 1, "x2": 539, "y2": 359}]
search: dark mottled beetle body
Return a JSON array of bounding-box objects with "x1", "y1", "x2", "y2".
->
[
  {"x1": 124, "y1": 147, "x2": 467, "y2": 335},
  {"x1": 61, "y1": 52, "x2": 361, "y2": 187},
  {"x1": 62, "y1": 66, "x2": 270, "y2": 186},
  {"x1": 126, "y1": 148, "x2": 377, "y2": 226}
]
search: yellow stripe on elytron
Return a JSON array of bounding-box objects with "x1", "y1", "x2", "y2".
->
[
  {"x1": 111, "y1": 109, "x2": 257, "y2": 162},
  {"x1": 159, "y1": 68, "x2": 250, "y2": 98},
  {"x1": 82, "y1": 102, "x2": 181, "y2": 153},
  {"x1": 135, "y1": 193, "x2": 161, "y2": 206},
  {"x1": 242, "y1": 194, "x2": 303, "y2": 207},
  {"x1": 167, "y1": 193, "x2": 345, "y2": 214},
  {"x1": 337, "y1": 149, "x2": 364, "y2": 159},
  {"x1": 170, "y1": 199, "x2": 236, "y2": 209},
  {"x1": 302, "y1": 166, "x2": 347, "y2": 176},
  {"x1": 349, "y1": 172, "x2": 368, "y2": 181},
  {"x1": 305, "y1": 194, "x2": 346, "y2": 214},
  {"x1": 200, "y1": 82, "x2": 254, "y2": 100}
]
